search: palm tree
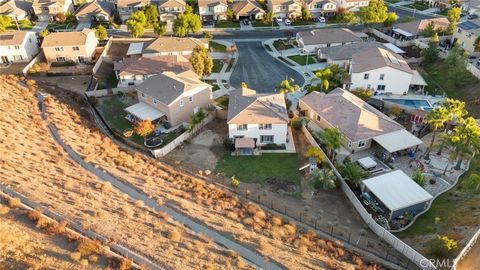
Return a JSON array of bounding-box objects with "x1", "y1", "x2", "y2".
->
[
  {"x1": 309, "y1": 168, "x2": 336, "y2": 190},
  {"x1": 320, "y1": 127, "x2": 342, "y2": 161},
  {"x1": 278, "y1": 78, "x2": 300, "y2": 94},
  {"x1": 338, "y1": 162, "x2": 369, "y2": 188},
  {"x1": 313, "y1": 68, "x2": 333, "y2": 92},
  {"x1": 437, "y1": 98, "x2": 467, "y2": 155},
  {"x1": 435, "y1": 133, "x2": 459, "y2": 175},
  {"x1": 450, "y1": 117, "x2": 480, "y2": 170},
  {"x1": 425, "y1": 107, "x2": 449, "y2": 160}
]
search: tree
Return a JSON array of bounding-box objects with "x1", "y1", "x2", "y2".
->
[
  {"x1": 338, "y1": 162, "x2": 369, "y2": 188},
  {"x1": 429, "y1": 235, "x2": 458, "y2": 257},
  {"x1": 412, "y1": 169, "x2": 427, "y2": 186},
  {"x1": 450, "y1": 117, "x2": 480, "y2": 170},
  {"x1": 95, "y1": 25, "x2": 107, "y2": 41},
  {"x1": 142, "y1": 4, "x2": 159, "y2": 26},
  {"x1": 203, "y1": 31, "x2": 213, "y2": 39},
  {"x1": 126, "y1": 11, "x2": 147, "y2": 37},
  {"x1": 134, "y1": 120, "x2": 155, "y2": 141},
  {"x1": 227, "y1": 8, "x2": 235, "y2": 21},
  {"x1": 189, "y1": 45, "x2": 213, "y2": 77},
  {"x1": 351, "y1": 88, "x2": 373, "y2": 100},
  {"x1": 445, "y1": 43, "x2": 469, "y2": 87},
  {"x1": 0, "y1": 15, "x2": 12, "y2": 32},
  {"x1": 154, "y1": 21, "x2": 166, "y2": 36},
  {"x1": 263, "y1": 11, "x2": 273, "y2": 24},
  {"x1": 313, "y1": 64, "x2": 348, "y2": 92},
  {"x1": 336, "y1": 11, "x2": 358, "y2": 24},
  {"x1": 421, "y1": 40, "x2": 439, "y2": 64},
  {"x1": 301, "y1": 6, "x2": 311, "y2": 21},
  {"x1": 419, "y1": 21, "x2": 436, "y2": 37},
  {"x1": 425, "y1": 107, "x2": 449, "y2": 160},
  {"x1": 39, "y1": 29, "x2": 49, "y2": 38},
  {"x1": 359, "y1": 0, "x2": 388, "y2": 24},
  {"x1": 306, "y1": 146, "x2": 325, "y2": 164},
  {"x1": 463, "y1": 174, "x2": 480, "y2": 192},
  {"x1": 309, "y1": 168, "x2": 337, "y2": 190},
  {"x1": 383, "y1": 12, "x2": 397, "y2": 27},
  {"x1": 320, "y1": 127, "x2": 342, "y2": 161},
  {"x1": 431, "y1": 32, "x2": 440, "y2": 44},
  {"x1": 173, "y1": 5, "x2": 202, "y2": 37},
  {"x1": 447, "y1": 7, "x2": 461, "y2": 34},
  {"x1": 278, "y1": 78, "x2": 300, "y2": 94}
]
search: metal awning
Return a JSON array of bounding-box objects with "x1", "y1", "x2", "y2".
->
[
  {"x1": 373, "y1": 129, "x2": 424, "y2": 153},
  {"x1": 235, "y1": 137, "x2": 255, "y2": 148},
  {"x1": 410, "y1": 70, "x2": 428, "y2": 86},
  {"x1": 125, "y1": 102, "x2": 165, "y2": 121},
  {"x1": 393, "y1": 28, "x2": 414, "y2": 37}
]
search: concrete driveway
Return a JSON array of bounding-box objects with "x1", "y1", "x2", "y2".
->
[
  {"x1": 31, "y1": 21, "x2": 49, "y2": 33},
  {"x1": 230, "y1": 41, "x2": 304, "y2": 93}
]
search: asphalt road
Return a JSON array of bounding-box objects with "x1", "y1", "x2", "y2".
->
[
  {"x1": 388, "y1": 6, "x2": 435, "y2": 20},
  {"x1": 230, "y1": 41, "x2": 304, "y2": 93}
]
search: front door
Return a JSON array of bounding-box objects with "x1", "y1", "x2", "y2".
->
[
  {"x1": 78, "y1": 56, "x2": 85, "y2": 64},
  {"x1": 1, "y1": 56, "x2": 8, "y2": 63}
]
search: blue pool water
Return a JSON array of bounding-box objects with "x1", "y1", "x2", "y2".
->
[{"x1": 383, "y1": 98, "x2": 432, "y2": 110}]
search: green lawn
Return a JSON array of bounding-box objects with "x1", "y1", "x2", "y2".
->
[
  {"x1": 264, "y1": 44, "x2": 273, "y2": 52},
  {"x1": 291, "y1": 20, "x2": 315, "y2": 26},
  {"x1": 6, "y1": 20, "x2": 34, "y2": 30},
  {"x1": 215, "y1": 21, "x2": 239, "y2": 28},
  {"x1": 216, "y1": 153, "x2": 300, "y2": 184},
  {"x1": 386, "y1": 0, "x2": 401, "y2": 3},
  {"x1": 403, "y1": 2, "x2": 429, "y2": 11},
  {"x1": 212, "y1": 59, "x2": 224, "y2": 73},
  {"x1": 209, "y1": 41, "x2": 226, "y2": 52},
  {"x1": 252, "y1": 20, "x2": 278, "y2": 27},
  {"x1": 287, "y1": 54, "x2": 318, "y2": 65},
  {"x1": 277, "y1": 56, "x2": 294, "y2": 66},
  {"x1": 214, "y1": 96, "x2": 229, "y2": 109}
]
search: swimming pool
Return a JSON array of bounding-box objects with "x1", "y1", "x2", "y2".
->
[{"x1": 383, "y1": 98, "x2": 432, "y2": 110}]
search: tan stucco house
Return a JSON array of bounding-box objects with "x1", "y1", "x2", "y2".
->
[
  {"x1": 305, "y1": 0, "x2": 337, "y2": 18},
  {"x1": 198, "y1": 0, "x2": 227, "y2": 22},
  {"x1": 41, "y1": 29, "x2": 98, "y2": 64},
  {"x1": 231, "y1": 0, "x2": 266, "y2": 21},
  {"x1": 117, "y1": 0, "x2": 148, "y2": 22},
  {"x1": 453, "y1": 19, "x2": 480, "y2": 54},
  {"x1": 32, "y1": 0, "x2": 74, "y2": 21},
  {"x1": 0, "y1": 0, "x2": 32, "y2": 20},
  {"x1": 75, "y1": 0, "x2": 115, "y2": 22},
  {"x1": 125, "y1": 70, "x2": 213, "y2": 127},
  {"x1": 142, "y1": 37, "x2": 209, "y2": 57},
  {"x1": 267, "y1": 0, "x2": 302, "y2": 19}
]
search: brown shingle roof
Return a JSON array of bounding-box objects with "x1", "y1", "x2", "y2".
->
[
  {"x1": 158, "y1": 0, "x2": 186, "y2": 8},
  {"x1": 114, "y1": 55, "x2": 193, "y2": 76},
  {"x1": 32, "y1": 0, "x2": 65, "y2": 8},
  {"x1": 394, "y1": 18, "x2": 449, "y2": 36},
  {"x1": 300, "y1": 89, "x2": 404, "y2": 141},
  {"x1": 0, "y1": 0, "x2": 31, "y2": 17},
  {"x1": 227, "y1": 88, "x2": 288, "y2": 125},
  {"x1": 198, "y1": 0, "x2": 227, "y2": 8},
  {"x1": 297, "y1": 28, "x2": 362, "y2": 46},
  {"x1": 75, "y1": 0, "x2": 115, "y2": 18},
  {"x1": 351, "y1": 47, "x2": 412, "y2": 74},
  {"x1": 136, "y1": 70, "x2": 211, "y2": 105},
  {"x1": 0, "y1": 31, "x2": 28, "y2": 46},
  {"x1": 231, "y1": 0, "x2": 265, "y2": 16},
  {"x1": 117, "y1": 0, "x2": 148, "y2": 8},
  {"x1": 143, "y1": 37, "x2": 208, "y2": 54},
  {"x1": 41, "y1": 29, "x2": 94, "y2": 47}
]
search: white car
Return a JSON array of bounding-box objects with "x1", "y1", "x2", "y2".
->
[
  {"x1": 275, "y1": 17, "x2": 283, "y2": 23},
  {"x1": 318, "y1": 17, "x2": 326, "y2": 23},
  {"x1": 285, "y1": 19, "x2": 291, "y2": 25}
]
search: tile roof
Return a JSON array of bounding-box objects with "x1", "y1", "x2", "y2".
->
[
  {"x1": 297, "y1": 28, "x2": 362, "y2": 46},
  {"x1": 0, "y1": 31, "x2": 29, "y2": 46},
  {"x1": 299, "y1": 88, "x2": 404, "y2": 141},
  {"x1": 319, "y1": 41, "x2": 389, "y2": 61},
  {"x1": 351, "y1": 47, "x2": 412, "y2": 74},
  {"x1": 231, "y1": 0, "x2": 265, "y2": 16},
  {"x1": 198, "y1": 0, "x2": 227, "y2": 8},
  {"x1": 75, "y1": 0, "x2": 115, "y2": 18},
  {"x1": 136, "y1": 70, "x2": 211, "y2": 105},
  {"x1": 227, "y1": 87, "x2": 288, "y2": 125},
  {"x1": 114, "y1": 55, "x2": 193, "y2": 76},
  {"x1": 0, "y1": 0, "x2": 31, "y2": 17},
  {"x1": 41, "y1": 29, "x2": 95, "y2": 47},
  {"x1": 143, "y1": 37, "x2": 208, "y2": 54},
  {"x1": 117, "y1": 0, "x2": 149, "y2": 8},
  {"x1": 157, "y1": 0, "x2": 186, "y2": 8},
  {"x1": 394, "y1": 18, "x2": 449, "y2": 36},
  {"x1": 32, "y1": 0, "x2": 65, "y2": 7}
]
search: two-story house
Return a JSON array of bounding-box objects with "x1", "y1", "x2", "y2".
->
[
  {"x1": 335, "y1": 0, "x2": 369, "y2": 11},
  {"x1": 142, "y1": 37, "x2": 209, "y2": 57},
  {"x1": 453, "y1": 19, "x2": 480, "y2": 54},
  {"x1": 125, "y1": 70, "x2": 213, "y2": 127},
  {"x1": 231, "y1": 0, "x2": 266, "y2": 21},
  {"x1": 155, "y1": 0, "x2": 185, "y2": 31},
  {"x1": 0, "y1": 31, "x2": 39, "y2": 64},
  {"x1": 296, "y1": 28, "x2": 362, "y2": 54},
  {"x1": 267, "y1": 0, "x2": 302, "y2": 19},
  {"x1": 117, "y1": 0, "x2": 149, "y2": 22},
  {"x1": 0, "y1": 0, "x2": 32, "y2": 20},
  {"x1": 198, "y1": 0, "x2": 227, "y2": 22},
  {"x1": 392, "y1": 18, "x2": 449, "y2": 40},
  {"x1": 305, "y1": 0, "x2": 337, "y2": 18},
  {"x1": 41, "y1": 29, "x2": 98, "y2": 64},
  {"x1": 227, "y1": 87, "x2": 289, "y2": 155},
  {"x1": 346, "y1": 47, "x2": 427, "y2": 95},
  {"x1": 32, "y1": 0, "x2": 74, "y2": 21},
  {"x1": 113, "y1": 54, "x2": 193, "y2": 87},
  {"x1": 75, "y1": 0, "x2": 115, "y2": 23}
]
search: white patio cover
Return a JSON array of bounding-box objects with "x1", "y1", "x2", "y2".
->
[
  {"x1": 373, "y1": 129, "x2": 424, "y2": 153},
  {"x1": 410, "y1": 70, "x2": 428, "y2": 86},
  {"x1": 125, "y1": 102, "x2": 165, "y2": 121},
  {"x1": 393, "y1": 28, "x2": 414, "y2": 37},
  {"x1": 362, "y1": 170, "x2": 433, "y2": 212}
]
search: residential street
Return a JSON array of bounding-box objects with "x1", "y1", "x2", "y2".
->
[{"x1": 230, "y1": 41, "x2": 304, "y2": 92}]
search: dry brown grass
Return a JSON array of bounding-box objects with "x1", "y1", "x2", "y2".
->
[
  {"x1": 35, "y1": 78, "x2": 382, "y2": 269},
  {"x1": 0, "y1": 205, "x2": 10, "y2": 215},
  {"x1": 8, "y1": 197, "x2": 21, "y2": 208},
  {"x1": 168, "y1": 229, "x2": 181, "y2": 241}
]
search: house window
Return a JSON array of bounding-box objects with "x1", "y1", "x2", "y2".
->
[
  {"x1": 141, "y1": 93, "x2": 145, "y2": 98},
  {"x1": 377, "y1": 85, "x2": 386, "y2": 91},
  {"x1": 14, "y1": 45, "x2": 20, "y2": 50},
  {"x1": 188, "y1": 96, "x2": 193, "y2": 103},
  {"x1": 379, "y1": 74, "x2": 385, "y2": 80},
  {"x1": 364, "y1": 73, "x2": 369, "y2": 79},
  {"x1": 457, "y1": 29, "x2": 462, "y2": 34},
  {"x1": 367, "y1": 84, "x2": 371, "y2": 89},
  {"x1": 13, "y1": 55, "x2": 22, "y2": 60},
  {"x1": 316, "y1": 114, "x2": 321, "y2": 122},
  {"x1": 358, "y1": 140, "x2": 366, "y2": 148},
  {"x1": 55, "y1": 47, "x2": 63, "y2": 51},
  {"x1": 259, "y1": 124, "x2": 272, "y2": 130},
  {"x1": 260, "y1": 135, "x2": 274, "y2": 143},
  {"x1": 237, "y1": 124, "x2": 247, "y2": 131},
  {"x1": 56, "y1": 56, "x2": 65, "y2": 62},
  {"x1": 348, "y1": 141, "x2": 352, "y2": 148},
  {"x1": 180, "y1": 100, "x2": 184, "y2": 107},
  {"x1": 73, "y1": 46, "x2": 80, "y2": 51}
]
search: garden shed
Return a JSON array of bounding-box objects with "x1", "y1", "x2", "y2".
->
[{"x1": 361, "y1": 170, "x2": 433, "y2": 220}]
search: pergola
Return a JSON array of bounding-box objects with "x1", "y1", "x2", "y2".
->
[{"x1": 373, "y1": 129, "x2": 424, "y2": 154}]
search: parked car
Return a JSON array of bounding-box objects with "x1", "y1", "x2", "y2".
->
[
  {"x1": 367, "y1": 98, "x2": 385, "y2": 111},
  {"x1": 285, "y1": 19, "x2": 291, "y2": 25},
  {"x1": 318, "y1": 17, "x2": 326, "y2": 23},
  {"x1": 243, "y1": 20, "x2": 249, "y2": 25},
  {"x1": 275, "y1": 17, "x2": 283, "y2": 23},
  {"x1": 468, "y1": 55, "x2": 477, "y2": 63}
]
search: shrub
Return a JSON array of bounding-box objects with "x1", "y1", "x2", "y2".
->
[
  {"x1": 388, "y1": 105, "x2": 402, "y2": 117},
  {"x1": 412, "y1": 169, "x2": 427, "y2": 187},
  {"x1": 292, "y1": 118, "x2": 302, "y2": 130},
  {"x1": 80, "y1": 259, "x2": 89, "y2": 266},
  {"x1": 429, "y1": 235, "x2": 458, "y2": 257},
  {"x1": 47, "y1": 220, "x2": 68, "y2": 235},
  {"x1": 77, "y1": 239, "x2": 101, "y2": 256},
  {"x1": 258, "y1": 239, "x2": 272, "y2": 253},
  {"x1": 0, "y1": 205, "x2": 10, "y2": 215},
  {"x1": 88, "y1": 254, "x2": 98, "y2": 263},
  {"x1": 8, "y1": 197, "x2": 21, "y2": 208},
  {"x1": 168, "y1": 229, "x2": 181, "y2": 241},
  {"x1": 231, "y1": 176, "x2": 239, "y2": 188},
  {"x1": 70, "y1": 252, "x2": 81, "y2": 261},
  {"x1": 223, "y1": 138, "x2": 234, "y2": 151},
  {"x1": 118, "y1": 258, "x2": 133, "y2": 270}
]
